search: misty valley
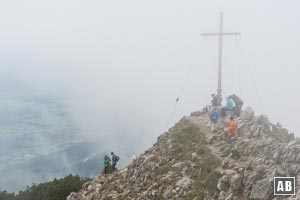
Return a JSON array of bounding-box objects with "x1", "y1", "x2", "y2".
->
[{"x1": 0, "y1": 87, "x2": 134, "y2": 192}]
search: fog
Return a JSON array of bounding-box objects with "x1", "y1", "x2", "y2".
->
[{"x1": 0, "y1": 0, "x2": 300, "y2": 191}]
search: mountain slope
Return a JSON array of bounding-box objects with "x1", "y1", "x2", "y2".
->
[{"x1": 67, "y1": 107, "x2": 299, "y2": 200}]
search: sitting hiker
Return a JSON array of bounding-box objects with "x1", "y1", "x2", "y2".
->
[
  {"x1": 111, "y1": 152, "x2": 120, "y2": 173},
  {"x1": 210, "y1": 108, "x2": 220, "y2": 132},
  {"x1": 221, "y1": 96, "x2": 234, "y2": 117},
  {"x1": 102, "y1": 154, "x2": 111, "y2": 175},
  {"x1": 225, "y1": 116, "x2": 238, "y2": 144},
  {"x1": 229, "y1": 94, "x2": 243, "y2": 117}
]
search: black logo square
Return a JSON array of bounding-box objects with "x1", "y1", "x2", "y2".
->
[{"x1": 274, "y1": 177, "x2": 295, "y2": 195}]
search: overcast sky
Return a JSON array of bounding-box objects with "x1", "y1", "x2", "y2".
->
[{"x1": 0, "y1": 0, "x2": 299, "y2": 141}]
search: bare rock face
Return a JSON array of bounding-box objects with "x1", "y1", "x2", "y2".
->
[
  {"x1": 176, "y1": 176, "x2": 193, "y2": 190},
  {"x1": 249, "y1": 179, "x2": 272, "y2": 200},
  {"x1": 67, "y1": 107, "x2": 298, "y2": 200},
  {"x1": 239, "y1": 107, "x2": 255, "y2": 121}
]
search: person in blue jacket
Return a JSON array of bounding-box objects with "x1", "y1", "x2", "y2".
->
[
  {"x1": 111, "y1": 152, "x2": 117, "y2": 173},
  {"x1": 210, "y1": 108, "x2": 220, "y2": 132}
]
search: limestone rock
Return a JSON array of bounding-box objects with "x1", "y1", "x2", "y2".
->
[
  {"x1": 239, "y1": 107, "x2": 255, "y2": 121},
  {"x1": 176, "y1": 176, "x2": 192, "y2": 190},
  {"x1": 249, "y1": 179, "x2": 272, "y2": 200}
]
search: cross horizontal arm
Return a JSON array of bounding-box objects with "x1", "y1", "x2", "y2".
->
[{"x1": 201, "y1": 32, "x2": 241, "y2": 36}]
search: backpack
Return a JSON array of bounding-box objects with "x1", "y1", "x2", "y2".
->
[{"x1": 115, "y1": 155, "x2": 120, "y2": 162}]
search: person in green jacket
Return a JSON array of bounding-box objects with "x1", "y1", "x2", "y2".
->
[
  {"x1": 229, "y1": 94, "x2": 243, "y2": 117},
  {"x1": 102, "y1": 154, "x2": 111, "y2": 175}
]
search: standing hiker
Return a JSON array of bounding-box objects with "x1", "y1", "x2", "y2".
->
[
  {"x1": 216, "y1": 94, "x2": 222, "y2": 106},
  {"x1": 111, "y1": 152, "x2": 120, "y2": 173},
  {"x1": 229, "y1": 94, "x2": 243, "y2": 117},
  {"x1": 211, "y1": 94, "x2": 219, "y2": 107},
  {"x1": 221, "y1": 96, "x2": 234, "y2": 117},
  {"x1": 206, "y1": 103, "x2": 213, "y2": 127},
  {"x1": 210, "y1": 107, "x2": 220, "y2": 132},
  {"x1": 226, "y1": 96, "x2": 234, "y2": 110},
  {"x1": 225, "y1": 116, "x2": 238, "y2": 144},
  {"x1": 102, "y1": 154, "x2": 111, "y2": 175}
]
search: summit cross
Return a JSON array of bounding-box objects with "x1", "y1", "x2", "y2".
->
[{"x1": 202, "y1": 12, "x2": 241, "y2": 103}]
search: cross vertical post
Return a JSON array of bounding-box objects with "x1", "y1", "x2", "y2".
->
[
  {"x1": 202, "y1": 12, "x2": 240, "y2": 105},
  {"x1": 218, "y1": 12, "x2": 223, "y2": 100}
]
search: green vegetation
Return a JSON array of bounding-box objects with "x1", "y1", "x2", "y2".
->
[
  {"x1": 252, "y1": 168, "x2": 266, "y2": 183},
  {"x1": 170, "y1": 119, "x2": 221, "y2": 199},
  {"x1": 0, "y1": 175, "x2": 91, "y2": 200},
  {"x1": 271, "y1": 124, "x2": 289, "y2": 143}
]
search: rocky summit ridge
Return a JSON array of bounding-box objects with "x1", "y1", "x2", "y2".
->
[{"x1": 67, "y1": 107, "x2": 300, "y2": 200}]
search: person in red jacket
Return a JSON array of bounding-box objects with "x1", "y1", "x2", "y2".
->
[{"x1": 226, "y1": 116, "x2": 238, "y2": 144}]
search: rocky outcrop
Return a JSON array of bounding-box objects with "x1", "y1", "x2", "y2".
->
[{"x1": 67, "y1": 107, "x2": 298, "y2": 200}]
